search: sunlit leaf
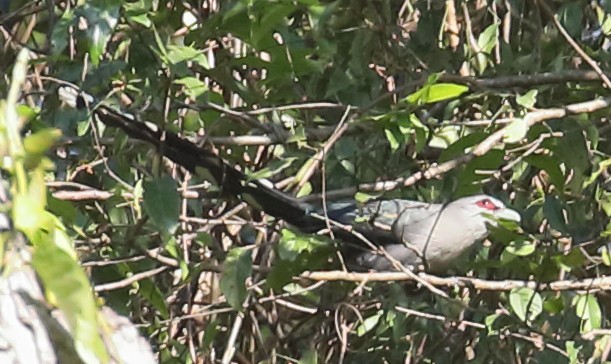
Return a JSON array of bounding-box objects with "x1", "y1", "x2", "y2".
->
[
  {"x1": 516, "y1": 90, "x2": 538, "y2": 109},
  {"x1": 503, "y1": 118, "x2": 528, "y2": 144},
  {"x1": 406, "y1": 83, "x2": 469, "y2": 104}
]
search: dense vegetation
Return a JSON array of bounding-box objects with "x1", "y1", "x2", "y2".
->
[{"x1": 1, "y1": 0, "x2": 610, "y2": 362}]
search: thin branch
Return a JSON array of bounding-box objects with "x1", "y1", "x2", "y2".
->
[
  {"x1": 304, "y1": 96, "x2": 611, "y2": 200},
  {"x1": 299, "y1": 270, "x2": 611, "y2": 292},
  {"x1": 94, "y1": 266, "x2": 169, "y2": 292},
  {"x1": 246, "y1": 102, "x2": 351, "y2": 115},
  {"x1": 394, "y1": 306, "x2": 568, "y2": 357},
  {"x1": 293, "y1": 107, "x2": 352, "y2": 192}
]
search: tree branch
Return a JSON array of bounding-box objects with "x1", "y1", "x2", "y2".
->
[{"x1": 299, "y1": 270, "x2": 611, "y2": 292}]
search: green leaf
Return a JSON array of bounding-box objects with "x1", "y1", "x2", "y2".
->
[
  {"x1": 81, "y1": 2, "x2": 120, "y2": 65},
  {"x1": 23, "y1": 128, "x2": 62, "y2": 169},
  {"x1": 13, "y1": 193, "x2": 48, "y2": 240},
  {"x1": 143, "y1": 177, "x2": 180, "y2": 234},
  {"x1": 356, "y1": 310, "x2": 383, "y2": 337},
  {"x1": 355, "y1": 192, "x2": 379, "y2": 203},
  {"x1": 558, "y1": 3, "x2": 584, "y2": 38},
  {"x1": 123, "y1": 0, "x2": 152, "y2": 27},
  {"x1": 251, "y1": 4, "x2": 294, "y2": 47},
  {"x1": 543, "y1": 195, "x2": 567, "y2": 232},
  {"x1": 543, "y1": 297, "x2": 564, "y2": 314},
  {"x1": 384, "y1": 127, "x2": 401, "y2": 150},
  {"x1": 220, "y1": 247, "x2": 253, "y2": 310},
  {"x1": 502, "y1": 118, "x2": 528, "y2": 144},
  {"x1": 406, "y1": 83, "x2": 469, "y2": 104},
  {"x1": 138, "y1": 278, "x2": 169, "y2": 318},
  {"x1": 278, "y1": 229, "x2": 325, "y2": 261},
  {"x1": 477, "y1": 24, "x2": 499, "y2": 53},
  {"x1": 165, "y1": 45, "x2": 208, "y2": 68},
  {"x1": 516, "y1": 89, "x2": 538, "y2": 109},
  {"x1": 485, "y1": 314, "x2": 499, "y2": 335},
  {"x1": 33, "y1": 232, "x2": 108, "y2": 364},
  {"x1": 505, "y1": 238, "x2": 536, "y2": 256},
  {"x1": 600, "y1": 244, "x2": 611, "y2": 266},
  {"x1": 565, "y1": 341, "x2": 580, "y2": 364},
  {"x1": 573, "y1": 294, "x2": 602, "y2": 333},
  {"x1": 509, "y1": 287, "x2": 542, "y2": 322},
  {"x1": 526, "y1": 155, "x2": 565, "y2": 191},
  {"x1": 298, "y1": 348, "x2": 318, "y2": 364},
  {"x1": 175, "y1": 76, "x2": 208, "y2": 99}
]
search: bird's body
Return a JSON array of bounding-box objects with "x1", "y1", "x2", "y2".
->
[{"x1": 320, "y1": 195, "x2": 521, "y2": 272}]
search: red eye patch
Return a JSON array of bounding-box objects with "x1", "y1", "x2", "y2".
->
[{"x1": 476, "y1": 198, "x2": 499, "y2": 211}]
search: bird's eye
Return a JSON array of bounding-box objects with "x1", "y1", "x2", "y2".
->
[{"x1": 476, "y1": 198, "x2": 499, "y2": 211}]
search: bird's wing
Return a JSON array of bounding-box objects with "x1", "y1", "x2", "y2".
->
[{"x1": 320, "y1": 199, "x2": 438, "y2": 245}]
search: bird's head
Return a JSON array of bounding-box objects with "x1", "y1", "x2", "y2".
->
[{"x1": 449, "y1": 194, "x2": 521, "y2": 229}]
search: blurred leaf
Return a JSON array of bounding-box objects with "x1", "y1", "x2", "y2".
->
[
  {"x1": 601, "y1": 244, "x2": 611, "y2": 266},
  {"x1": 143, "y1": 177, "x2": 180, "y2": 234},
  {"x1": 509, "y1": 287, "x2": 542, "y2": 322},
  {"x1": 299, "y1": 348, "x2": 318, "y2": 364},
  {"x1": 555, "y1": 248, "x2": 586, "y2": 270},
  {"x1": 23, "y1": 128, "x2": 62, "y2": 169},
  {"x1": 138, "y1": 278, "x2": 169, "y2": 318},
  {"x1": 123, "y1": 0, "x2": 152, "y2": 27},
  {"x1": 33, "y1": 232, "x2": 108, "y2": 363},
  {"x1": 13, "y1": 193, "x2": 48, "y2": 239},
  {"x1": 220, "y1": 247, "x2": 252, "y2": 311}
]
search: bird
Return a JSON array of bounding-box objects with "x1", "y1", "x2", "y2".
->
[{"x1": 59, "y1": 87, "x2": 522, "y2": 272}]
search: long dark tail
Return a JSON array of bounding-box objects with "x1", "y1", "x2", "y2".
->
[{"x1": 65, "y1": 89, "x2": 316, "y2": 228}]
